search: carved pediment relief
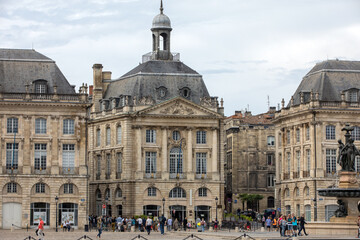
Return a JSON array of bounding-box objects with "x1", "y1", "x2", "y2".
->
[{"x1": 160, "y1": 100, "x2": 195, "y2": 115}]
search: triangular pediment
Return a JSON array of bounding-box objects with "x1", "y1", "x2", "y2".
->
[{"x1": 137, "y1": 97, "x2": 222, "y2": 118}]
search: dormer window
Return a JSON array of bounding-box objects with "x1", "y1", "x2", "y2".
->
[
  {"x1": 348, "y1": 90, "x2": 358, "y2": 102},
  {"x1": 180, "y1": 87, "x2": 191, "y2": 99},
  {"x1": 33, "y1": 80, "x2": 48, "y2": 94},
  {"x1": 157, "y1": 86, "x2": 167, "y2": 99}
]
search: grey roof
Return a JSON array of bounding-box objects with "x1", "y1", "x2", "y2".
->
[
  {"x1": 152, "y1": 13, "x2": 172, "y2": 30},
  {"x1": 104, "y1": 60, "x2": 209, "y2": 105},
  {"x1": 121, "y1": 60, "x2": 199, "y2": 78},
  {"x1": 290, "y1": 60, "x2": 360, "y2": 105},
  {"x1": 0, "y1": 49, "x2": 76, "y2": 94}
]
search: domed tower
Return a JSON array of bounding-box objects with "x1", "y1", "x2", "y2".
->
[{"x1": 151, "y1": 0, "x2": 173, "y2": 60}]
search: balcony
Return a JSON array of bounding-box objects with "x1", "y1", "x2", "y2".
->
[
  {"x1": 303, "y1": 171, "x2": 310, "y2": 178},
  {"x1": 293, "y1": 171, "x2": 300, "y2": 179},
  {"x1": 144, "y1": 172, "x2": 161, "y2": 179},
  {"x1": 326, "y1": 171, "x2": 337, "y2": 178},
  {"x1": 195, "y1": 173, "x2": 207, "y2": 179},
  {"x1": 170, "y1": 173, "x2": 186, "y2": 179},
  {"x1": 283, "y1": 173, "x2": 290, "y2": 180},
  {"x1": 62, "y1": 167, "x2": 76, "y2": 175},
  {"x1": 34, "y1": 169, "x2": 47, "y2": 174}
]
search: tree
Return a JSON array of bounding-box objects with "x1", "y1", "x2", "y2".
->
[
  {"x1": 237, "y1": 193, "x2": 264, "y2": 212},
  {"x1": 238, "y1": 193, "x2": 249, "y2": 211}
]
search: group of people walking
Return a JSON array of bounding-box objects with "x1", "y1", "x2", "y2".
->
[{"x1": 263, "y1": 213, "x2": 308, "y2": 237}]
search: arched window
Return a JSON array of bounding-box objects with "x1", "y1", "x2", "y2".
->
[
  {"x1": 294, "y1": 187, "x2": 299, "y2": 197},
  {"x1": 169, "y1": 148, "x2": 183, "y2": 178},
  {"x1": 96, "y1": 189, "x2": 102, "y2": 200},
  {"x1": 169, "y1": 187, "x2": 186, "y2": 198},
  {"x1": 63, "y1": 183, "x2": 74, "y2": 194},
  {"x1": 304, "y1": 186, "x2": 310, "y2": 197},
  {"x1": 285, "y1": 188, "x2": 290, "y2": 198},
  {"x1": 116, "y1": 188, "x2": 122, "y2": 198},
  {"x1": 7, "y1": 182, "x2": 17, "y2": 193},
  {"x1": 267, "y1": 196, "x2": 274, "y2": 208},
  {"x1": 105, "y1": 188, "x2": 111, "y2": 200}
]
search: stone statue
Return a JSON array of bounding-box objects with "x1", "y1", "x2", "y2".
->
[
  {"x1": 334, "y1": 200, "x2": 347, "y2": 217},
  {"x1": 338, "y1": 125, "x2": 360, "y2": 172}
]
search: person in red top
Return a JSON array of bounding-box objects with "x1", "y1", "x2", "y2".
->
[{"x1": 38, "y1": 217, "x2": 44, "y2": 240}]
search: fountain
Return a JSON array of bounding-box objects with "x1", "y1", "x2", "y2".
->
[{"x1": 317, "y1": 124, "x2": 360, "y2": 235}]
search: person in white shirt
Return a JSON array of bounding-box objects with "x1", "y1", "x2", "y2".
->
[
  {"x1": 146, "y1": 217, "x2": 153, "y2": 235},
  {"x1": 137, "y1": 217, "x2": 143, "y2": 232},
  {"x1": 167, "y1": 218, "x2": 172, "y2": 231}
]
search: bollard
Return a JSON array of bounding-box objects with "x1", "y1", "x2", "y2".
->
[
  {"x1": 260, "y1": 227, "x2": 264, "y2": 232},
  {"x1": 235, "y1": 226, "x2": 239, "y2": 232},
  {"x1": 209, "y1": 226, "x2": 213, "y2": 232},
  {"x1": 131, "y1": 226, "x2": 135, "y2": 232},
  {"x1": 11, "y1": 225, "x2": 14, "y2": 232}
]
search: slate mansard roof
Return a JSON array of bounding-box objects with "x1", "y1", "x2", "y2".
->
[
  {"x1": 104, "y1": 60, "x2": 210, "y2": 105},
  {"x1": 0, "y1": 49, "x2": 76, "y2": 94},
  {"x1": 290, "y1": 60, "x2": 360, "y2": 105}
]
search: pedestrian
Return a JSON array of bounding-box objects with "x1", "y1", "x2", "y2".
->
[
  {"x1": 265, "y1": 216, "x2": 272, "y2": 232},
  {"x1": 292, "y1": 215, "x2": 298, "y2": 237},
  {"x1": 280, "y1": 216, "x2": 287, "y2": 237},
  {"x1": 37, "y1": 217, "x2": 45, "y2": 240},
  {"x1": 200, "y1": 218, "x2": 206, "y2": 232},
  {"x1": 183, "y1": 217, "x2": 188, "y2": 231},
  {"x1": 137, "y1": 217, "x2": 143, "y2": 232},
  {"x1": 214, "y1": 219, "x2": 218, "y2": 232},
  {"x1": 272, "y1": 217, "x2": 277, "y2": 231},
  {"x1": 159, "y1": 214, "x2": 166, "y2": 235},
  {"x1": 167, "y1": 217, "x2": 173, "y2": 231},
  {"x1": 287, "y1": 214, "x2": 293, "y2": 237},
  {"x1": 298, "y1": 214, "x2": 308, "y2": 236},
  {"x1": 97, "y1": 217, "x2": 102, "y2": 239},
  {"x1": 145, "y1": 216, "x2": 152, "y2": 235}
]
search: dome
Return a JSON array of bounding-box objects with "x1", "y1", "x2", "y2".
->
[{"x1": 152, "y1": 13, "x2": 172, "y2": 29}]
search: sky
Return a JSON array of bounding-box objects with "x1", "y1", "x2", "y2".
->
[{"x1": 1, "y1": 0, "x2": 360, "y2": 116}]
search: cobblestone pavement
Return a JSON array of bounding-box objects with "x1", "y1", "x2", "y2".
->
[{"x1": 2, "y1": 229, "x2": 359, "y2": 240}]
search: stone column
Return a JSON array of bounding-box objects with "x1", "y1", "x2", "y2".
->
[
  {"x1": 135, "y1": 126, "x2": 142, "y2": 179},
  {"x1": 187, "y1": 128, "x2": 193, "y2": 180},
  {"x1": 212, "y1": 128, "x2": 218, "y2": 180},
  {"x1": 162, "y1": 127, "x2": 168, "y2": 180},
  {"x1": 23, "y1": 115, "x2": 31, "y2": 174}
]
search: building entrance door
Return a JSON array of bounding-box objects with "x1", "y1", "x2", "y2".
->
[
  {"x1": 169, "y1": 205, "x2": 186, "y2": 221},
  {"x1": 3, "y1": 203, "x2": 22, "y2": 229},
  {"x1": 195, "y1": 206, "x2": 211, "y2": 222}
]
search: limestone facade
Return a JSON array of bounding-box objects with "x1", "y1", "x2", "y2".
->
[
  {"x1": 224, "y1": 110, "x2": 276, "y2": 214},
  {"x1": 273, "y1": 60, "x2": 360, "y2": 222},
  {"x1": 87, "y1": 3, "x2": 225, "y2": 223},
  {"x1": 0, "y1": 50, "x2": 89, "y2": 229}
]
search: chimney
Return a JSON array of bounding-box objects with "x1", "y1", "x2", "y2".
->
[{"x1": 89, "y1": 85, "x2": 93, "y2": 96}]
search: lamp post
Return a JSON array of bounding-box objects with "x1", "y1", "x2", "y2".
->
[
  {"x1": 123, "y1": 196, "x2": 126, "y2": 216},
  {"x1": 162, "y1": 198, "x2": 165, "y2": 215},
  {"x1": 55, "y1": 196, "x2": 59, "y2": 232},
  {"x1": 215, "y1": 197, "x2": 218, "y2": 221},
  {"x1": 105, "y1": 197, "x2": 108, "y2": 216}
]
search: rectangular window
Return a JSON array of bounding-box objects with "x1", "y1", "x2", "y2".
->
[
  {"x1": 117, "y1": 152, "x2": 122, "y2": 173},
  {"x1": 355, "y1": 156, "x2": 360, "y2": 173},
  {"x1": 285, "y1": 205, "x2": 291, "y2": 216},
  {"x1": 198, "y1": 188, "x2": 207, "y2": 197},
  {"x1": 96, "y1": 129, "x2": 101, "y2": 147},
  {"x1": 7, "y1": 183, "x2": 17, "y2": 193},
  {"x1": 306, "y1": 149, "x2": 311, "y2": 171},
  {"x1": 326, "y1": 125, "x2": 336, "y2": 140},
  {"x1": 34, "y1": 144, "x2": 47, "y2": 170},
  {"x1": 35, "y1": 118, "x2": 47, "y2": 134},
  {"x1": 305, "y1": 205, "x2": 311, "y2": 221},
  {"x1": 145, "y1": 152, "x2": 156, "y2": 174},
  {"x1": 267, "y1": 174, "x2": 275, "y2": 187},
  {"x1": 287, "y1": 152, "x2": 291, "y2": 173},
  {"x1": 63, "y1": 119, "x2": 75, "y2": 134},
  {"x1": 97, "y1": 155, "x2": 101, "y2": 175},
  {"x1": 62, "y1": 144, "x2": 75, "y2": 173},
  {"x1": 296, "y1": 129, "x2": 300, "y2": 143},
  {"x1": 64, "y1": 183, "x2": 73, "y2": 194},
  {"x1": 306, "y1": 126, "x2": 310, "y2": 141},
  {"x1": 296, "y1": 151, "x2": 301, "y2": 174},
  {"x1": 326, "y1": 149, "x2": 337, "y2": 173},
  {"x1": 267, "y1": 154, "x2": 274, "y2": 165},
  {"x1": 106, "y1": 128, "x2": 111, "y2": 146},
  {"x1": 349, "y1": 91, "x2": 358, "y2": 102},
  {"x1": 227, "y1": 137, "x2": 233, "y2": 150},
  {"x1": 267, "y1": 136, "x2": 275, "y2": 146},
  {"x1": 146, "y1": 129, "x2": 156, "y2": 143},
  {"x1": 279, "y1": 153, "x2": 282, "y2": 173},
  {"x1": 196, "y1": 131, "x2": 207, "y2": 144},
  {"x1": 35, "y1": 83, "x2": 46, "y2": 93},
  {"x1": 278, "y1": 133, "x2": 282, "y2": 147},
  {"x1": 196, "y1": 153, "x2": 207, "y2": 174},
  {"x1": 106, "y1": 154, "x2": 111, "y2": 175},
  {"x1": 353, "y1": 127, "x2": 360, "y2": 141},
  {"x1": 148, "y1": 187, "x2": 156, "y2": 197},
  {"x1": 286, "y1": 131, "x2": 290, "y2": 145},
  {"x1": 35, "y1": 183, "x2": 45, "y2": 193},
  {"x1": 117, "y1": 126, "x2": 122, "y2": 144},
  {"x1": 296, "y1": 204, "x2": 300, "y2": 217},
  {"x1": 7, "y1": 118, "x2": 18, "y2": 133},
  {"x1": 6, "y1": 143, "x2": 19, "y2": 170}
]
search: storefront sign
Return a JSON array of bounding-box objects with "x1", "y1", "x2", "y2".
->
[{"x1": 62, "y1": 212, "x2": 75, "y2": 224}]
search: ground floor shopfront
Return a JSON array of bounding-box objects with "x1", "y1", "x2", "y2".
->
[
  {"x1": 0, "y1": 176, "x2": 87, "y2": 229},
  {"x1": 89, "y1": 181, "x2": 225, "y2": 223}
]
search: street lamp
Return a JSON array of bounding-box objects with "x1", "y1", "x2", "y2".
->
[
  {"x1": 162, "y1": 198, "x2": 165, "y2": 215},
  {"x1": 55, "y1": 196, "x2": 59, "y2": 232},
  {"x1": 215, "y1": 197, "x2": 218, "y2": 221}
]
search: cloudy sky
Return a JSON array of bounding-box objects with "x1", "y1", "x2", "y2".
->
[{"x1": 1, "y1": 0, "x2": 360, "y2": 116}]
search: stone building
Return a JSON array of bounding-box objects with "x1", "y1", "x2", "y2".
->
[
  {"x1": 274, "y1": 60, "x2": 360, "y2": 222},
  {"x1": 0, "y1": 49, "x2": 89, "y2": 229},
  {"x1": 224, "y1": 109, "x2": 276, "y2": 214},
  {"x1": 87, "y1": 2, "x2": 225, "y2": 223}
]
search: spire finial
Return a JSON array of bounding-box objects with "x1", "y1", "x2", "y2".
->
[{"x1": 160, "y1": 0, "x2": 164, "y2": 14}]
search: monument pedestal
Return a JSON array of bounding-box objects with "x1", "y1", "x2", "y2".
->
[{"x1": 339, "y1": 171, "x2": 358, "y2": 188}]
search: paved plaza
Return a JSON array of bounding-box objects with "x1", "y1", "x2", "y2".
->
[{"x1": 2, "y1": 228, "x2": 359, "y2": 240}]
